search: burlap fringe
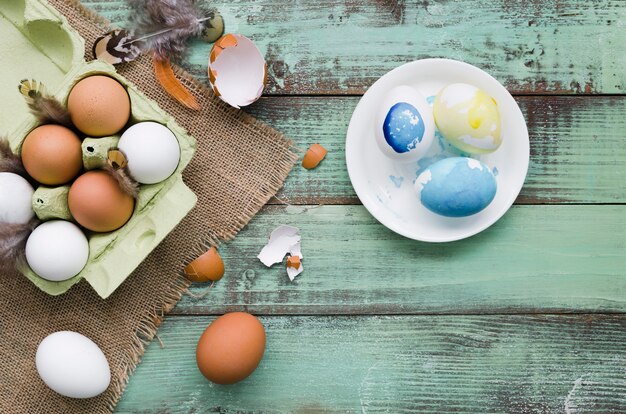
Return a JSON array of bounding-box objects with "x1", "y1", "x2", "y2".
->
[{"x1": 102, "y1": 276, "x2": 191, "y2": 413}]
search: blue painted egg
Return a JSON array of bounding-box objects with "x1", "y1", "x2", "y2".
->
[
  {"x1": 375, "y1": 86, "x2": 435, "y2": 162},
  {"x1": 414, "y1": 157, "x2": 497, "y2": 217}
]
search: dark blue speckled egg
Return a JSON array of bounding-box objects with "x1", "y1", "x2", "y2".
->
[{"x1": 375, "y1": 86, "x2": 435, "y2": 162}]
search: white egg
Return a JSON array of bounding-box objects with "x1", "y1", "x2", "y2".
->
[
  {"x1": 36, "y1": 331, "x2": 111, "y2": 399},
  {"x1": 26, "y1": 220, "x2": 89, "y2": 281},
  {"x1": 118, "y1": 122, "x2": 181, "y2": 184},
  {"x1": 375, "y1": 85, "x2": 435, "y2": 162},
  {"x1": 0, "y1": 172, "x2": 35, "y2": 224}
]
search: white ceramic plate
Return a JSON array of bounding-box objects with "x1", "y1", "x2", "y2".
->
[{"x1": 346, "y1": 59, "x2": 529, "y2": 242}]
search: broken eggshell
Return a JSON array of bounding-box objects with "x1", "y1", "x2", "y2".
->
[
  {"x1": 257, "y1": 225, "x2": 304, "y2": 281},
  {"x1": 208, "y1": 34, "x2": 266, "y2": 109},
  {"x1": 185, "y1": 246, "x2": 225, "y2": 283},
  {"x1": 302, "y1": 144, "x2": 328, "y2": 170}
]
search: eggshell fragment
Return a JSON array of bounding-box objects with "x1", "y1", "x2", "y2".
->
[
  {"x1": 196, "y1": 312, "x2": 266, "y2": 384},
  {"x1": 286, "y1": 255, "x2": 301, "y2": 269},
  {"x1": 257, "y1": 225, "x2": 300, "y2": 267},
  {"x1": 302, "y1": 144, "x2": 328, "y2": 170},
  {"x1": 208, "y1": 34, "x2": 266, "y2": 108},
  {"x1": 185, "y1": 246, "x2": 225, "y2": 283}
]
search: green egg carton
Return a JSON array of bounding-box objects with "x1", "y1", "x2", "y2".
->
[{"x1": 0, "y1": 0, "x2": 198, "y2": 298}]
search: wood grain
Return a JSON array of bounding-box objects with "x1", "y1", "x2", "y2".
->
[
  {"x1": 75, "y1": 2, "x2": 626, "y2": 412},
  {"x1": 84, "y1": 0, "x2": 626, "y2": 95},
  {"x1": 117, "y1": 314, "x2": 626, "y2": 413},
  {"x1": 175, "y1": 205, "x2": 626, "y2": 315},
  {"x1": 245, "y1": 96, "x2": 626, "y2": 205}
]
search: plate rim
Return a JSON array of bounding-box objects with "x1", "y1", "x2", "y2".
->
[{"x1": 345, "y1": 58, "x2": 530, "y2": 243}]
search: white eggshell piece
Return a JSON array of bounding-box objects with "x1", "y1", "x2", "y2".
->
[
  {"x1": 374, "y1": 85, "x2": 435, "y2": 163},
  {"x1": 26, "y1": 220, "x2": 89, "y2": 282},
  {"x1": 118, "y1": 122, "x2": 181, "y2": 185},
  {"x1": 36, "y1": 331, "x2": 111, "y2": 399},
  {"x1": 0, "y1": 172, "x2": 35, "y2": 224},
  {"x1": 209, "y1": 34, "x2": 266, "y2": 109}
]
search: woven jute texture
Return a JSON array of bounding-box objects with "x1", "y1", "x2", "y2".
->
[{"x1": 0, "y1": 1, "x2": 298, "y2": 413}]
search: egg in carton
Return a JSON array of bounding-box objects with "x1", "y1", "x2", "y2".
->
[{"x1": 0, "y1": 0, "x2": 197, "y2": 298}]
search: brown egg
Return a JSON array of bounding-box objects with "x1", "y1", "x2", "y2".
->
[
  {"x1": 184, "y1": 246, "x2": 225, "y2": 283},
  {"x1": 68, "y1": 170, "x2": 134, "y2": 232},
  {"x1": 196, "y1": 312, "x2": 266, "y2": 385},
  {"x1": 67, "y1": 76, "x2": 131, "y2": 137},
  {"x1": 21, "y1": 124, "x2": 82, "y2": 185}
]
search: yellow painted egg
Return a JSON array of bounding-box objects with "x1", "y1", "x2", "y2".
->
[{"x1": 433, "y1": 83, "x2": 501, "y2": 154}]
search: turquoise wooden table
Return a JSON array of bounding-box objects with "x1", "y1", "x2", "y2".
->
[{"x1": 85, "y1": 1, "x2": 626, "y2": 412}]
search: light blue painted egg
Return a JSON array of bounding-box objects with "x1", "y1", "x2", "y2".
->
[{"x1": 414, "y1": 157, "x2": 497, "y2": 217}]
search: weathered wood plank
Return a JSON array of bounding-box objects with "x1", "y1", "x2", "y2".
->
[
  {"x1": 116, "y1": 314, "x2": 626, "y2": 413},
  {"x1": 83, "y1": 0, "x2": 626, "y2": 94},
  {"x1": 174, "y1": 205, "x2": 626, "y2": 315},
  {"x1": 245, "y1": 96, "x2": 626, "y2": 205}
]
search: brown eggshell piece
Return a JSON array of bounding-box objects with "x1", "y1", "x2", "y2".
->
[
  {"x1": 67, "y1": 75, "x2": 131, "y2": 137},
  {"x1": 302, "y1": 143, "x2": 328, "y2": 169},
  {"x1": 196, "y1": 312, "x2": 266, "y2": 385},
  {"x1": 287, "y1": 255, "x2": 301, "y2": 269},
  {"x1": 21, "y1": 124, "x2": 83, "y2": 185},
  {"x1": 68, "y1": 170, "x2": 135, "y2": 232},
  {"x1": 184, "y1": 246, "x2": 225, "y2": 283}
]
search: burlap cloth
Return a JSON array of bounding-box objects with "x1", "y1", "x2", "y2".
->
[{"x1": 0, "y1": 1, "x2": 298, "y2": 413}]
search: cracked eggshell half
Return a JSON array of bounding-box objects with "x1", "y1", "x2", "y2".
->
[
  {"x1": 375, "y1": 85, "x2": 435, "y2": 163},
  {"x1": 208, "y1": 34, "x2": 267, "y2": 109}
]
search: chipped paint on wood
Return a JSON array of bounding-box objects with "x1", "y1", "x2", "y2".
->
[
  {"x1": 117, "y1": 315, "x2": 626, "y2": 413},
  {"x1": 85, "y1": 0, "x2": 626, "y2": 94},
  {"x1": 177, "y1": 204, "x2": 626, "y2": 315},
  {"x1": 244, "y1": 96, "x2": 626, "y2": 204}
]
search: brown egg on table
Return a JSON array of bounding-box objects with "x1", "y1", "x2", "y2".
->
[
  {"x1": 21, "y1": 124, "x2": 83, "y2": 185},
  {"x1": 68, "y1": 170, "x2": 134, "y2": 232},
  {"x1": 196, "y1": 312, "x2": 266, "y2": 385},
  {"x1": 67, "y1": 75, "x2": 131, "y2": 137}
]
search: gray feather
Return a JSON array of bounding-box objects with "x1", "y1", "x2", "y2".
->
[
  {"x1": 103, "y1": 163, "x2": 140, "y2": 199},
  {"x1": 0, "y1": 138, "x2": 27, "y2": 177},
  {"x1": 128, "y1": 0, "x2": 207, "y2": 61},
  {"x1": 0, "y1": 219, "x2": 39, "y2": 274}
]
